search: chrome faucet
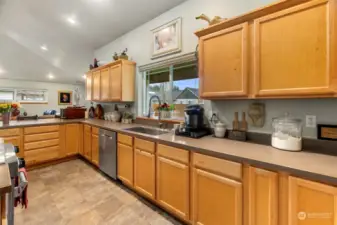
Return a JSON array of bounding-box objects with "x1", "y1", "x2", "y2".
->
[{"x1": 147, "y1": 95, "x2": 163, "y2": 128}]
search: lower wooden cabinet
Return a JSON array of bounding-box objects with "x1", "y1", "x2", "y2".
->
[
  {"x1": 91, "y1": 133, "x2": 99, "y2": 166},
  {"x1": 289, "y1": 177, "x2": 337, "y2": 225},
  {"x1": 117, "y1": 143, "x2": 134, "y2": 187},
  {"x1": 193, "y1": 168, "x2": 242, "y2": 225},
  {"x1": 83, "y1": 129, "x2": 92, "y2": 161},
  {"x1": 0, "y1": 128, "x2": 23, "y2": 158},
  {"x1": 134, "y1": 148, "x2": 155, "y2": 199},
  {"x1": 65, "y1": 124, "x2": 80, "y2": 156},
  {"x1": 25, "y1": 146, "x2": 59, "y2": 166},
  {"x1": 156, "y1": 156, "x2": 189, "y2": 221},
  {"x1": 248, "y1": 167, "x2": 278, "y2": 225}
]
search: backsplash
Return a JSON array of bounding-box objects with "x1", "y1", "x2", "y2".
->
[{"x1": 205, "y1": 98, "x2": 337, "y2": 139}]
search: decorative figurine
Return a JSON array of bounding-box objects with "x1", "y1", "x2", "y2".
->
[
  {"x1": 89, "y1": 64, "x2": 94, "y2": 70},
  {"x1": 119, "y1": 48, "x2": 128, "y2": 60},
  {"x1": 196, "y1": 14, "x2": 226, "y2": 26},
  {"x1": 113, "y1": 52, "x2": 119, "y2": 61},
  {"x1": 94, "y1": 58, "x2": 99, "y2": 68}
]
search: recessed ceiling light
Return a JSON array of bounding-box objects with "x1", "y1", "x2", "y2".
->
[
  {"x1": 48, "y1": 74, "x2": 54, "y2": 79},
  {"x1": 67, "y1": 17, "x2": 77, "y2": 25},
  {"x1": 40, "y1": 45, "x2": 48, "y2": 51},
  {"x1": 82, "y1": 74, "x2": 86, "y2": 79},
  {"x1": 0, "y1": 67, "x2": 6, "y2": 74}
]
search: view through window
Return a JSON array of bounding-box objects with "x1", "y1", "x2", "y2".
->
[{"x1": 144, "y1": 61, "x2": 203, "y2": 120}]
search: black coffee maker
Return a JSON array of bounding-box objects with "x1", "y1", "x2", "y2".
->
[{"x1": 176, "y1": 105, "x2": 210, "y2": 139}]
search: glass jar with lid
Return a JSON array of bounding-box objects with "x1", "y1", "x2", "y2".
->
[{"x1": 271, "y1": 113, "x2": 302, "y2": 151}]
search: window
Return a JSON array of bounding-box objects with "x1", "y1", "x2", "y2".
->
[
  {"x1": 16, "y1": 89, "x2": 48, "y2": 103},
  {"x1": 0, "y1": 89, "x2": 15, "y2": 101},
  {"x1": 143, "y1": 59, "x2": 203, "y2": 120}
]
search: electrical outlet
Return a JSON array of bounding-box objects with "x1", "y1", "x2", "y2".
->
[{"x1": 306, "y1": 115, "x2": 316, "y2": 128}]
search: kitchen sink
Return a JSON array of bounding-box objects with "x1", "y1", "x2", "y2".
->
[{"x1": 124, "y1": 127, "x2": 169, "y2": 136}]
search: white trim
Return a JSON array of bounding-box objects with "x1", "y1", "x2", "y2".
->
[{"x1": 139, "y1": 52, "x2": 196, "y2": 72}]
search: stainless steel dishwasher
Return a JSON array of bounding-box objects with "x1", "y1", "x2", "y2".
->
[{"x1": 99, "y1": 129, "x2": 117, "y2": 179}]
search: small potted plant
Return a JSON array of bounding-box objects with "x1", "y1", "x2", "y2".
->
[
  {"x1": 0, "y1": 103, "x2": 12, "y2": 125},
  {"x1": 122, "y1": 112, "x2": 133, "y2": 124},
  {"x1": 157, "y1": 103, "x2": 175, "y2": 119}
]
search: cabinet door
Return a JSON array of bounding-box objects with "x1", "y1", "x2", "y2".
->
[
  {"x1": 289, "y1": 177, "x2": 337, "y2": 225},
  {"x1": 110, "y1": 64, "x2": 122, "y2": 101},
  {"x1": 78, "y1": 124, "x2": 84, "y2": 156},
  {"x1": 91, "y1": 134, "x2": 99, "y2": 166},
  {"x1": 134, "y1": 148, "x2": 155, "y2": 199},
  {"x1": 92, "y1": 71, "x2": 101, "y2": 100},
  {"x1": 248, "y1": 167, "x2": 278, "y2": 225},
  {"x1": 2, "y1": 136, "x2": 20, "y2": 149},
  {"x1": 193, "y1": 168, "x2": 242, "y2": 225},
  {"x1": 199, "y1": 23, "x2": 248, "y2": 99},
  {"x1": 117, "y1": 143, "x2": 134, "y2": 187},
  {"x1": 100, "y1": 67, "x2": 110, "y2": 101},
  {"x1": 86, "y1": 73, "x2": 92, "y2": 100},
  {"x1": 84, "y1": 131, "x2": 92, "y2": 161},
  {"x1": 65, "y1": 124, "x2": 79, "y2": 156},
  {"x1": 157, "y1": 156, "x2": 189, "y2": 221},
  {"x1": 254, "y1": 0, "x2": 335, "y2": 97}
]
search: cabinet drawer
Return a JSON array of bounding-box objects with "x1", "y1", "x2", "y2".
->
[
  {"x1": 24, "y1": 132, "x2": 59, "y2": 143},
  {"x1": 157, "y1": 144, "x2": 189, "y2": 164},
  {"x1": 0, "y1": 128, "x2": 20, "y2": 137},
  {"x1": 25, "y1": 146, "x2": 59, "y2": 165},
  {"x1": 24, "y1": 125, "x2": 59, "y2": 135},
  {"x1": 193, "y1": 153, "x2": 242, "y2": 180},
  {"x1": 118, "y1": 133, "x2": 133, "y2": 146},
  {"x1": 24, "y1": 139, "x2": 59, "y2": 151},
  {"x1": 84, "y1": 125, "x2": 91, "y2": 133},
  {"x1": 92, "y1": 127, "x2": 99, "y2": 135},
  {"x1": 135, "y1": 138, "x2": 155, "y2": 153}
]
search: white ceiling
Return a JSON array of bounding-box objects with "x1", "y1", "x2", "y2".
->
[{"x1": 0, "y1": 0, "x2": 186, "y2": 84}]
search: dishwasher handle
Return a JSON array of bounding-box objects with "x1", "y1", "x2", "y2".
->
[{"x1": 101, "y1": 134, "x2": 113, "y2": 140}]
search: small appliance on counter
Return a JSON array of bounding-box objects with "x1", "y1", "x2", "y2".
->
[
  {"x1": 175, "y1": 105, "x2": 211, "y2": 139},
  {"x1": 271, "y1": 113, "x2": 302, "y2": 151},
  {"x1": 60, "y1": 107, "x2": 86, "y2": 119}
]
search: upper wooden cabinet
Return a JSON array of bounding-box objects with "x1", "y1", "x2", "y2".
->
[
  {"x1": 196, "y1": 0, "x2": 337, "y2": 99},
  {"x1": 92, "y1": 70, "x2": 101, "y2": 101},
  {"x1": 289, "y1": 176, "x2": 337, "y2": 225},
  {"x1": 100, "y1": 67, "x2": 110, "y2": 101},
  {"x1": 254, "y1": 0, "x2": 336, "y2": 97},
  {"x1": 85, "y1": 60, "x2": 135, "y2": 102},
  {"x1": 85, "y1": 72, "x2": 92, "y2": 101},
  {"x1": 199, "y1": 23, "x2": 248, "y2": 98}
]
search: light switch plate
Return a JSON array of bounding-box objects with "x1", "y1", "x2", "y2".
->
[{"x1": 306, "y1": 115, "x2": 316, "y2": 128}]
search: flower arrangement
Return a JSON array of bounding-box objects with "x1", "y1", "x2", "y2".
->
[
  {"x1": 156, "y1": 103, "x2": 175, "y2": 111},
  {"x1": 0, "y1": 103, "x2": 12, "y2": 114}
]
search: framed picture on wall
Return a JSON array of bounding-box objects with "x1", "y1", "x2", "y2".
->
[
  {"x1": 151, "y1": 17, "x2": 182, "y2": 59},
  {"x1": 58, "y1": 91, "x2": 72, "y2": 105}
]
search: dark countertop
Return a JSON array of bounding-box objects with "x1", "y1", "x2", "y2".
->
[{"x1": 1, "y1": 118, "x2": 337, "y2": 185}]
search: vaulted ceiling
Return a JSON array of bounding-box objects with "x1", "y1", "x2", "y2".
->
[{"x1": 0, "y1": 0, "x2": 186, "y2": 84}]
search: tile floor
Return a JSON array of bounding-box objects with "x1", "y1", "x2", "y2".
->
[{"x1": 15, "y1": 159, "x2": 183, "y2": 225}]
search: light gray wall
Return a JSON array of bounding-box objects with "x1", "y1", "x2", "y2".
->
[
  {"x1": 0, "y1": 79, "x2": 86, "y2": 116},
  {"x1": 94, "y1": 0, "x2": 337, "y2": 139}
]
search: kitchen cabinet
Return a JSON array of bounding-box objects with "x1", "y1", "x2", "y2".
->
[
  {"x1": 85, "y1": 60, "x2": 135, "y2": 102},
  {"x1": 92, "y1": 71, "x2": 101, "y2": 101},
  {"x1": 86, "y1": 72, "x2": 92, "y2": 100},
  {"x1": 192, "y1": 153, "x2": 242, "y2": 225},
  {"x1": 91, "y1": 133, "x2": 99, "y2": 166},
  {"x1": 193, "y1": 168, "x2": 242, "y2": 225},
  {"x1": 83, "y1": 126, "x2": 92, "y2": 161},
  {"x1": 65, "y1": 124, "x2": 80, "y2": 156},
  {"x1": 117, "y1": 143, "x2": 134, "y2": 187},
  {"x1": 24, "y1": 125, "x2": 61, "y2": 166},
  {"x1": 134, "y1": 148, "x2": 155, "y2": 199},
  {"x1": 78, "y1": 124, "x2": 84, "y2": 156},
  {"x1": 248, "y1": 167, "x2": 278, "y2": 225},
  {"x1": 157, "y1": 157, "x2": 189, "y2": 220},
  {"x1": 288, "y1": 177, "x2": 337, "y2": 225},
  {"x1": 254, "y1": 0, "x2": 336, "y2": 97},
  {"x1": 100, "y1": 67, "x2": 110, "y2": 101},
  {"x1": 198, "y1": 22, "x2": 248, "y2": 99},
  {"x1": 110, "y1": 64, "x2": 122, "y2": 101},
  {"x1": 0, "y1": 128, "x2": 23, "y2": 158}
]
